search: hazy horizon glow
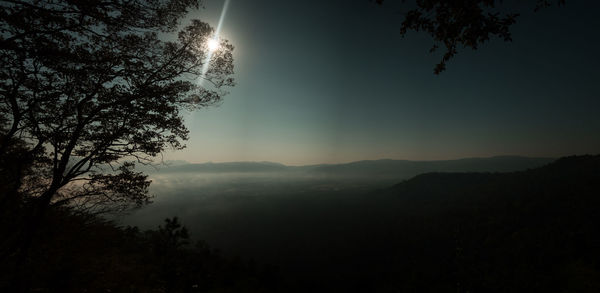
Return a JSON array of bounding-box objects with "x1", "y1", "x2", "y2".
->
[{"x1": 168, "y1": 0, "x2": 600, "y2": 166}]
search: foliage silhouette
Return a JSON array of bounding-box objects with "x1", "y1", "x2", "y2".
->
[
  {"x1": 374, "y1": 0, "x2": 566, "y2": 73},
  {"x1": 0, "y1": 0, "x2": 234, "y2": 216},
  {"x1": 0, "y1": 1, "x2": 235, "y2": 288}
]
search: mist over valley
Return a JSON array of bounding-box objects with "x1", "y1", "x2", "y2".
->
[{"x1": 119, "y1": 156, "x2": 570, "y2": 291}]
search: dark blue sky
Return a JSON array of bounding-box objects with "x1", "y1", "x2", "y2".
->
[{"x1": 170, "y1": 0, "x2": 600, "y2": 165}]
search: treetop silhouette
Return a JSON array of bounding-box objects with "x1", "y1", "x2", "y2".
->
[
  {"x1": 0, "y1": 0, "x2": 234, "y2": 213},
  {"x1": 374, "y1": 0, "x2": 566, "y2": 73}
]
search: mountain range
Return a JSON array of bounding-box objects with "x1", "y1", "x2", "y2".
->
[{"x1": 147, "y1": 156, "x2": 555, "y2": 179}]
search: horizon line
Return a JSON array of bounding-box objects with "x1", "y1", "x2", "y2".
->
[{"x1": 157, "y1": 154, "x2": 561, "y2": 167}]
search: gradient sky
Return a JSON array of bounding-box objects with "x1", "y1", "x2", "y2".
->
[{"x1": 165, "y1": 0, "x2": 600, "y2": 165}]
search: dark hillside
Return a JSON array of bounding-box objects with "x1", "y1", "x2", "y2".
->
[
  {"x1": 374, "y1": 155, "x2": 600, "y2": 292},
  {"x1": 235, "y1": 155, "x2": 600, "y2": 292},
  {"x1": 0, "y1": 208, "x2": 281, "y2": 292}
]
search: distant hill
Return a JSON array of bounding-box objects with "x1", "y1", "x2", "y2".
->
[
  {"x1": 153, "y1": 161, "x2": 288, "y2": 173},
  {"x1": 387, "y1": 154, "x2": 600, "y2": 202},
  {"x1": 150, "y1": 156, "x2": 555, "y2": 179},
  {"x1": 309, "y1": 156, "x2": 555, "y2": 177},
  {"x1": 367, "y1": 155, "x2": 600, "y2": 292}
]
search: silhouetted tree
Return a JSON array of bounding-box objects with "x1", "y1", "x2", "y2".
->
[
  {"x1": 152, "y1": 217, "x2": 190, "y2": 292},
  {"x1": 0, "y1": 0, "x2": 234, "y2": 216},
  {"x1": 155, "y1": 217, "x2": 191, "y2": 252},
  {"x1": 374, "y1": 0, "x2": 565, "y2": 73}
]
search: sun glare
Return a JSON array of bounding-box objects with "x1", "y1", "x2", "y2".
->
[{"x1": 207, "y1": 38, "x2": 220, "y2": 52}]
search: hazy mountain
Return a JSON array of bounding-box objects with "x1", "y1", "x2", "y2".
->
[
  {"x1": 309, "y1": 156, "x2": 555, "y2": 176},
  {"x1": 152, "y1": 161, "x2": 288, "y2": 173},
  {"x1": 148, "y1": 156, "x2": 554, "y2": 179},
  {"x1": 384, "y1": 155, "x2": 600, "y2": 212},
  {"x1": 162, "y1": 160, "x2": 190, "y2": 166}
]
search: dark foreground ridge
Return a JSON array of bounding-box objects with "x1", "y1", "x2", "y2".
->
[
  {"x1": 1, "y1": 155, "x2": 599, "y2": 292},
  {"x1": 375, "y1": 155, "x2": 600, "y2": 292}
]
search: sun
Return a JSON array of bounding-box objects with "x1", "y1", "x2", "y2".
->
[{"x1": 207, "y1": 38, "x2": 220, "y2": 52}]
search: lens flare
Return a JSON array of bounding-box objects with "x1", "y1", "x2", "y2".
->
[
  {"x1": 207, "y1": 38, "x2": 220, "y2": 52},
  {"x1": 199, "y1": 0, "x2": 231, "y2": 85}
]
